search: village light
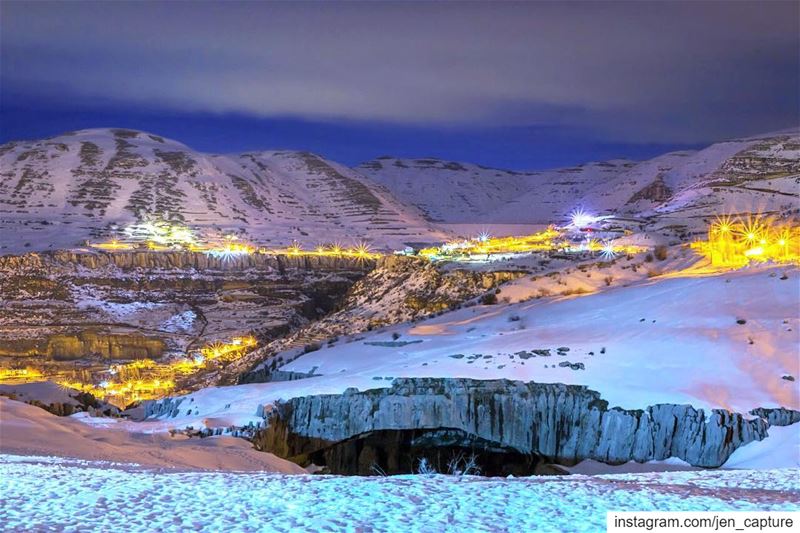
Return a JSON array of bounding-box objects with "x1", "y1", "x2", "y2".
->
[
  {"x1": 570, "y1": 208, "x2": 597, "y2": 228},
  {"x1": 694, "y1": 214, "x2": 798, "y2": 267}
]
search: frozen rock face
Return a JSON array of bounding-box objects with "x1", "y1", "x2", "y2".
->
[{"x1": 256, "y1": 378, "x2": 797, "y2": 472}]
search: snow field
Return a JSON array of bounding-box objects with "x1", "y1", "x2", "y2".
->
[{"x1": 0, "y1": 455, "x2": 797, "y2": 533}]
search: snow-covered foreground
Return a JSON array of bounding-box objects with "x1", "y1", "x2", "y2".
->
[
  {"x1": 0, "y1": 455, "x2": 797, "y2": 533},
  {"x1": 0, "y1": 399, "x2": 304, "y2": 473}
]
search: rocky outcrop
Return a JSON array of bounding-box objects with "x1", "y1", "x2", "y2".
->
[
  {"x1": 0, "y1": 330, "x2": 166, "y2": 359},
  {"x1": 0, "y1": 384, "x2": 118, "y2": 417},
  {"x1": 748, "y1": 407, "x2": 800, "y2": 427},
  {"x1": 235, "y1": 257, "x2": 527, "y2": 385},
  {"x1": 254, "y1": 378, "x2": 796, "y2": 473},
  {"x1": 0, "y1": 247, "x2": 369, "y2": 389},
  {"x1": 627, "y1": 175, "x2": 672, "y2": 204},
  {"x1": 143, "y1": 396, "x2": 186, "y2": 419},
  {"x1": 0, "y1": 250, "x2": 377, "y2": 273}
]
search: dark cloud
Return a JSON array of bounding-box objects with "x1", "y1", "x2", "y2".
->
[{"x1": 2, "y1": 1, "x2": 797, "y2": 143}]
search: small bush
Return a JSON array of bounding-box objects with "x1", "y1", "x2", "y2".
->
[
  {"x1": 561, "y1": 287, "x2": 589, "y2": 296},
  {"x1": 654, "y1": 245, "x2": 668, "y2": 261},
  {"x1": 480, "y1": 293, "x2": 498, "y2": 305},
  {"x1": 391, "y1": 332, "x2": 401, "y2": 340},
  {"x1": 508, "y1": 314, "x2": 521, "y2": 322},
  {"x1": 303, "y1": 342, "x2": 322, "y2": 354},
  {"x1": 644, "y1": 254, "x2": 654, "y2": 262},
  {"x1": 604, "y1": 275, "x2": 614, "y2": 286}
]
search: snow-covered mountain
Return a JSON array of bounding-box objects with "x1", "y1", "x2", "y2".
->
[
  {"x1": 2, "y1": 128, "x2": 797, "y2": 253},
  {"x1": 358, "y1": 157, "x2": 635, "y2": 223},
  {"x1": 359, "y1": 130, "x2": 800, "y2": 225},
  {"x1": 0, "y1": 129, "x2": 444, "y2": 252}
]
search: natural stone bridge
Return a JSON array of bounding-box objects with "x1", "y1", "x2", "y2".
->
[{"x1": 253, "y1": 378, "x2": 800, "y2": 475}]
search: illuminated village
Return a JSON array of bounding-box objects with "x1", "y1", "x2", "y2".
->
[
  {"x1": 2, "y1": 211, "x2": 796, "y2": 412},
  {"x1": 694, "y1": 215, "x2": 800, "y2": 267}
]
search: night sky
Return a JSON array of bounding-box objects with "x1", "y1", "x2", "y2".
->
[{"x1": 2, "y1": 1, "x2": 798, "y2": 170}]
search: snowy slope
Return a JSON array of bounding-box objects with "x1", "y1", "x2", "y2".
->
[
  {"x1": 0, "y1": 129, "x2": 444, "y2": 252},
  {"x1": 281, "y1": 264, "x2": 799, "y2": 413},
  {"x1": 359, "y1": 130, "x2": 800, "y2": 226},
  {"x1": 129, "y1": 264, "x2": 798, "y2": 446},
  {"x1": 1, "y1": 455, "x2": 796, "y2": 532},
  {"x1": 0, "y1": 398, "x2": 304, "y2": 473}
]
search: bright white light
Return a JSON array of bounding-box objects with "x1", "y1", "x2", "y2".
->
[
  {"x1": 570, "y1": 208, "x2": 598, "y2": 228},
  {"x1": 477, "y1": 231, "x2": 490, "y2": 243},
  {"x1": 193, "y1": 355, "x2": 205, "y2": 365},
  {"x1": 99, "y1": 381, "x2": 110, "y2": 389},
  {"x1": 600, "y1": 242, "x2": 617, "y2": 260}
]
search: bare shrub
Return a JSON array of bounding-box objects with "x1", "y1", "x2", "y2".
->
[
  {"x1": 654, "y1": 245, "x2": 668, "y2": 261},
  {"x1": 537, "y1": 288, "x2": 552, "y2": 298},
  {"x1": 561, "y1": 287, "x2": 589, "y2": 296},
  {"x1": 416, "y1": 458, "x2": 437, "y2": 475},
  {"x1": 303, "y1": 342, "x2": 321, "y2": 353},
  {"x1": 447, "y1": 453, "x2": 481, "y2": 476},
  {"x1": 480, "y1": 292, "x2": 498, "y2": 305}
]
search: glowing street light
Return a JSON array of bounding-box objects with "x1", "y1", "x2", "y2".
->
[{"x1": 570, "y1": 208, "x2": 598, "y2": 229}]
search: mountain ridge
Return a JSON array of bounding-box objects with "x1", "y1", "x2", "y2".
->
[{"x1": 1, "y1": 127, "x2": 797, "y2": 253}]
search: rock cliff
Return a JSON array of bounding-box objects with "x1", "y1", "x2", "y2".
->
[
  {"x1": 234, "y1": 256, "x2": 526, "y2": 384},
  {"x1": 254, "y1": 378, "x2": 798, "y2": 473}
]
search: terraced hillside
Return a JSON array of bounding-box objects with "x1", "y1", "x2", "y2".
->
[
  {"x1": 0, "y1": 129, "x2": 444, "y2": 253},
  {"x1": 359, "y1": 130, "x2": 800, "y2": 229}
]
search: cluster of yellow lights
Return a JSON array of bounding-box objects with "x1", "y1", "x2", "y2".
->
[
  {"x1": 199, "y1": 335, "x2": 258, "y2": 362},
  {"x1": 694, "y1": 215, "x2": 799, "y2": 267},
  {"x1": 0, "y1": 367, "x2": 43, "y2": 382},
  {"x1": 419, "y1": 227, "x2": 564, "y2": 260},
  {"x1": 90, "y1": 240, "x2": 134, "y2": 251},
  {"x1": 89, "y1": 223, "x2": 381, "y2": 261},
  {"x1": 0, "y1": 336, "x2": 258, "y2": 408},
  {"x1": 275, "y1": 241, "x2": 381, "y2": 261}
]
